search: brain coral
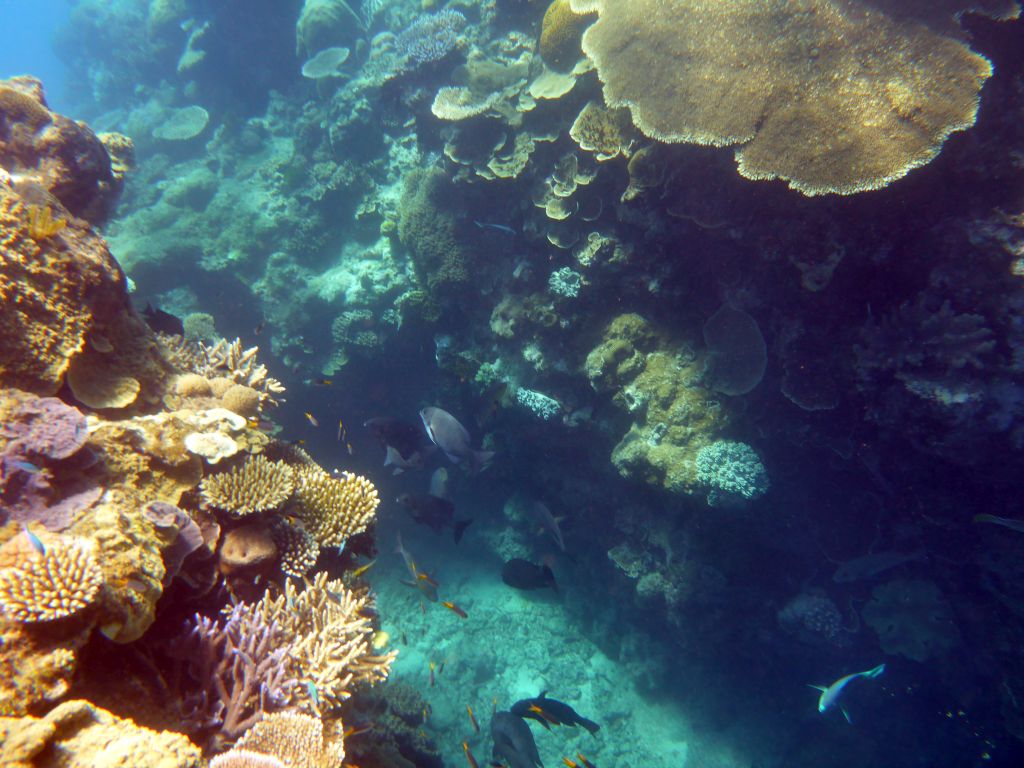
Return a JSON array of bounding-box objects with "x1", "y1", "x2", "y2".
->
[{"x1": 573, "y1": 0, "x2": 1011, "y2": 194}]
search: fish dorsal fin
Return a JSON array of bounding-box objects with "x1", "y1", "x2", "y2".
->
[{"x1": 808, "y1": 684, "x2": 827, "y2": 692}]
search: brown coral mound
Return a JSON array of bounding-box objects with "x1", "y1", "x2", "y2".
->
[
  {"x1": 0, "y1": 699, "x2": 201, "y2": 768},
  {"x1": 0, "y1": 538, "x2": 103, "y2": 623},
  {"x1": 293, "y1": 469, "x2": 379, "y2": 548},
  {"x1": 201, "y1": 455, "x2": 295, "y2": 516},
  {"x1": 1, "y1": 76, "x2": 121, "y2": 223},
  {"x1": 576, "y1": 0, "x2": 1009, "y2": 194}
]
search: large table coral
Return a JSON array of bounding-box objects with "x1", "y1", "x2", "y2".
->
[{"x1": 573, "y1": 0, "x2": 1017, "y2": 194}]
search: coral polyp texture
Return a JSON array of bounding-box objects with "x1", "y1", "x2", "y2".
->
[
  {"x1": 232, "y1": 711, "x2": 342, "y2": 768},
  {"x1": 201, "y1": 455, "x2": 296, "y2": 516},
  {"x1": 260, "y1": 572, "x2": 396, "y2": 711},
  {"x1": 574, "y1": 0, "x2": 1006, "y2": 194},
  {"x1": 292, "y1": 468, "x2": 380, "y2": 548},
  {"x1": 0, "y1": 538, "x2": 103, "y2": 623}
]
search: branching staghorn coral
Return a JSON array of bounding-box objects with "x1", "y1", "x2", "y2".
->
[
  {"x1": 178, "y1": 602, "x2": 300, "y2": 751},
  {"x1": 260, "y1": 572, "x2": 396, "y2": 712},
  {"x1": 201, "y1": 455, "x2": 295, "y2": 517},
  {"x1": 159, "y1": 336, "x2": 286, "y2": 409}
]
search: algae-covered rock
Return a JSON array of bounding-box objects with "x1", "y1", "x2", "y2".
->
[
  {"x1": 397, "y1": 168, "x2": 471, "y2": 297},
  {"x1": 0, "y1": 699, "x2": 201, "y2": 767},
  {"x1": 588, "y1": 315, "x2": 731, "y2": 495}
]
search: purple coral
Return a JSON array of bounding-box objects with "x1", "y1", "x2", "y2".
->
[
  {"x1": 2, "y1": 396, "x2": 88, "y2": 460},
  {"x1": 177, "y1": 602, "x2": 299, "y2": 751},
  {"x1": 142, "y1": 501, "x2": 205, "y2": 584}
]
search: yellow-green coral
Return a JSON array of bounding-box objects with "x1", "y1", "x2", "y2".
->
[
  {"x1": 260, "y1": 572, "x2": 396, "y2": 711},
  {"x1": 539, "y1": 0, "x2": 594, "y2": 72},
  {"x1": 201, "y1": 455, "x2": 295, "y2": 516},
  {"x1": 0, "y1": 538, "x2": 103, "y2": 623},
  {"x1": 576, "y1": 0, "x2": 1003, "y2": 194},
  {"x1": 292, "y1": 468, "x2": 379, "y2": 548}
]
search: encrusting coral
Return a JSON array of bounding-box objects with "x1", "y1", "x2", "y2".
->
[
  {"x1": 201, "y1": 455, "x2": 296, "y2": 517},
  {"x1": 574, "y1": 0, "x2": 1008, "y2": 194}
]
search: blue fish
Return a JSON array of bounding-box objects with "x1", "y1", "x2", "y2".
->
[
  {"x1": 7, "y1": 459, "x2": 40, "y2": 475},
  {"x1": 474, "y1": 220, "x2": 516, "y2": 236},
  {"x1": 809, "y1": 663, "x2": 885, "y2": 723},
  {"x1": 21, "y1": 524, "x2": 45, "y2": 556}
]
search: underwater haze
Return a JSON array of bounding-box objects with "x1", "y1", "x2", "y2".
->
[{"x1": 2, "y1": 1, "x2": 1024, "y2": 767}]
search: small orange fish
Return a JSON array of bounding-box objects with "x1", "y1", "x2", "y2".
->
[
  {"x1": 343, "y1": 722, "x2": 374, "y2": 739},
  {"x1": 337, "y1": 418, "x2": 346, "y2": 441},
  {"x1": 304, "y1": 411, "x2": 319, "y2": 427},
  {"x1": 313, "y1": 378, "x2": 333, "y2": 387},
  {"x1": 467, "y1": 704, "x2": 480, "y2": 733},
  {"x1": 561, "y1": 759, "x2": 579, "y2": 768},
  {"x1": 346, "y1": 441, "x2": 354, "y2": 455},
  {"x1": 290, "y1": 439, "x2": 306, "y2": 446},
  {"x1": 417, "y1": 572, "x2": 439, "y2": 587},
  {"x1": 350, "y1": 559, "x2": 377, "y2": 578},
  {"x1": 492, "y1": 696, "x2": 498, "y2": 715},
  {"x1": 463, "y1": 741, "x2": 479, "y2": 768},
  {"x1": 577, "y1": 753, "x2": 596, "y2": 768},
  {"x1": 429, "y1": 660, "x2": 436, "y2": 687},
  {"x1": 441, "y1": 600, "x2": 468, "y2": 618},
  {"x1": 421, "y1": 706, "x2": 430, "y2": 724}
]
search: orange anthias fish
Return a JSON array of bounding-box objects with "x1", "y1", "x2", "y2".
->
[
  {"x1": 466, "y1": 704, "x2": 480, "y2": 732},
  {"x1": 417, "y1": 572, "x2": 439, "y2": 588},
  {"x1": 441, "y1": 600, "x2": 468, "y2": 618},
  {"x1": 304, "y1": 411, "x2": 319, "y2": 427},
  {"x1": 562, "y1": 759, "x2": 579, "y2": 768},
  {"x1": 576, "y1": 753, "x2": 597, "y2": 768},
  {"x1": 429, "y1": 660, "x2": 436, "y2": 687},
  {"x1": 462, "y1": 741, "x2": 479, "y2": 768}
]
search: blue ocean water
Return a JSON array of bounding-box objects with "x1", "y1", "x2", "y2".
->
[
  {"x1": 2, "y1": 2, "x2": 1024, "y2": 768},
  {"x1": 0, "y1": 0, "x2": 69, "y2": 112}
]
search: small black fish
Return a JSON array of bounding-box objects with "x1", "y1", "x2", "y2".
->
[
  {"x1": 142, "y1": 303, "x2": 184, "y2": 336},
  {"x1": 396, "y1": 494, "x2": 472, "y2": 544},
  {"x1": 511, "y1": 692, "x2": 600, "y2": 735},
  {"x1": 365, "y1": 417, "x2": 434, "y2": 473},
  {"x1": 501, "y1": 559, "x2": 558, "y2": 593}
]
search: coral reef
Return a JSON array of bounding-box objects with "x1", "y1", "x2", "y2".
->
[{"x1": 0, "y1": 537, "x2": 103, "y2": 623}]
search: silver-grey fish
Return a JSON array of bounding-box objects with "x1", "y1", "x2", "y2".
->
[
  {"x1": 491, "y1": 711, "x2": 543, "y2": 768},
  {"x1": 420, "y1": 406, "x2": 494, "y2": 473},
  {"x1": 531, "y1": 500, "x2": 566, "y2": 552},
  {"x1": 974, "y1": 514, "x2": 1024, "y2": 533},
  {"x1": 832, "y1": 550, "x2": 925, "y2": 582}
]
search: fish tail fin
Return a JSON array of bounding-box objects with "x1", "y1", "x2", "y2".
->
[
  {"x1": 454, "y1": 518, "x2": 473, "y2": 544},
  {"x1": 807, "y1": 684, "x2": 827, "y2": 692},
  {"x1": 864, "y1": 663, "x2": 885, "y2": 678},
  {"x1": 581, "y1": 718, "x2": 600, "y2": 735},
  {"x1": 841, "y1": 706, "x2": 852, "y2": 724}
]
